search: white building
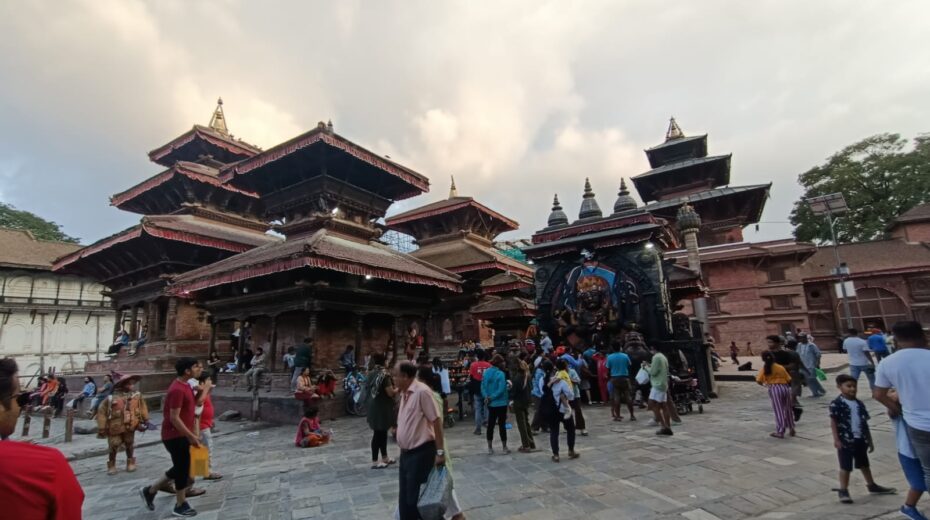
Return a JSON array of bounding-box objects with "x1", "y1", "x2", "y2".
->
[{"x1": 0, "y1": 228, "x2": 115, "y2": 379}]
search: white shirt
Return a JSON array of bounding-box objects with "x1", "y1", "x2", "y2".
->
[
  {"x1": 875, "y1": 348, "x2": 930, "y2": 431},
  {"x1": 842, "y1": 397, "x2": 862, "y2": 438},
  {"x1": 433, "y1": 367, "x2": 451, "y2": 395},
  {"x1": 843, "y1": 337, "x2": 871, "y2": 366},
  {"x1": 892, "y1": 417, "x2": 917, "y2": 458}
]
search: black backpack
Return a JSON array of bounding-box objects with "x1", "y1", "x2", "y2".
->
[{"x1": 539, "y1": 380, "x2": 560, "y2": 423}]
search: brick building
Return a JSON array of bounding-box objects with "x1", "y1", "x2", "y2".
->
[
  {"x1": 801, "y1": 203, "x2": 930, "y2": 348},
  {"x1": 666, "y1": 239, "x2": 816, "y2": 353}
]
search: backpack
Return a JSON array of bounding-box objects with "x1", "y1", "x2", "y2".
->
[{"x1": 539, "y1": 380, "x2": 560, "y2": 423}]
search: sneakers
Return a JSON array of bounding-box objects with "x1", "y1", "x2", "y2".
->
[
  {"x1": 901, "y1": 505, "x2": 930, "y2": 520},
  {"x1": 837, "y1": 489, "x2": 853, "y2": 503},
  {"x1": 172, "y1": 501, "x2": 198, "y2": 517},
  {"x1": 139, "y1": 486, "x2": 156, "y2": 511},
  {"x1": 645, "y1": 419, "x2": 658, "y2": 427},
  {"x1": 867, "y1": 483, "x2": 897, "y2": 495}
]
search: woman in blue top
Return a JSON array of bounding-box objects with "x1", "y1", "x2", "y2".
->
[{"x1": 481, "y1": 354, "x2": 511, "y2": 454}]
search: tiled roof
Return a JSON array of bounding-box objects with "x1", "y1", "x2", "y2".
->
[
  {"x1": 634, "y1": 154, "x2": 731, "y2": 180},
  {"x1": 470, "y1": 296, "x2": 537, "y2": 316},
  {"x1": 666, "y1": 239, "x2": 816, "y2": 264},
  {"x1": 169, "y1": 228, "x2": 462, "y2": 294},
  {"x1": 800, "y1": 238, "x2": 930, "y2": 281},
  {"x1": 411, "y1": 239, "x2": 534, "y2": 277},
  {"x1": 53, "y1": 215, "x2": 277, "y2": 271},
  {"x1": 386, "y1": 197, "x2": 519, "y2": 230},
  {"x1": 148, "y1": 125, "x2": 261, "y2": 166},
  {"x1": 643, "y1": 184, "x2": 771, "y2": 213},
  {"x1": 645, "y1": 134, "x2": 707, "y2": 152},
  {"x1": 110, "y1": 161, "x2": 259, "y2": 208},
  {"x1": 894, "y1": 203, "x2": 930, "y2": 224},
  {"x1": 0, "y1": 228, "x2": 81, "y2": 270}
]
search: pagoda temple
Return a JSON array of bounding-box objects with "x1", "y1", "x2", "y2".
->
[
  {"x1": 168, "y1": 121, "x2": 462, "y2": 372},
  {"x1": 53, "y1": 100, "x2": 279, "y2": 375},
  {"x1": 385, "y1": 178, "x2": 535, "y2": 347},
  {"x1": 635, "y1": 118, "x2": 770, "y2": 245}
]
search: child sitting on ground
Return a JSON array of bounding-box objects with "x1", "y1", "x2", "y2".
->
[
  {"x1": 295, "y1": 407, "x2": 331, "y2": 448},
  {"x1": 829, "y1": 374, "x2": 896, "y2": 503},
  {"x1": 316, "y1": 369, "x2": 337, "y2": 398}
]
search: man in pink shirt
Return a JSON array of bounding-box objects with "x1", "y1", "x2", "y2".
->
[{"x1": 395, "y1": 361, "x2": 445, "y2": 520}]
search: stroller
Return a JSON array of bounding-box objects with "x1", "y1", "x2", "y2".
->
[{"x1": 670, "y1": 373, "x2": 706, "y2": 415}]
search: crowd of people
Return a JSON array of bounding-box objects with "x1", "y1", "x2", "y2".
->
[{"x1": 753, "y1": 320, "x2": 930, "y2": 519}]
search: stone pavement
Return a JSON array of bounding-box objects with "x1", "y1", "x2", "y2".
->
[{"x1": 69, "y1": 382, "x2": 921, "y2": 519}]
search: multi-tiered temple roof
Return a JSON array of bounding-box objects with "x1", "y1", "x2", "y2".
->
[
  {"x1": 54, "y1": 101, "x2": 278, "y2": 304},
  {"x1": 170, "y1": 122, "x2": 462, "y2": 298},
  {"x1": 635, "y1": 118, "x2": 770, "y2": 245}
]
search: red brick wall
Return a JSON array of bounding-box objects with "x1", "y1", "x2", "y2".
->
[
  {"x1": 694, "y1": 257, "x2": 809, "y2": 355},
  {"x1": 173, "y1": 300, "x2": 211, "y2": 341},
  {"x1": 893, "y1": 222, "x2": 930, "y2": 243}
]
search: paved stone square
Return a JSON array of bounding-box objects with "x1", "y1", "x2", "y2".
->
[{"x1": 70, "y1": 382, "x2": 919, "y2": 519}]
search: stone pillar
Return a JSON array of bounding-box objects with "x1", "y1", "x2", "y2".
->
[
  {"x1": 307, "y1": 312, "x2": 317, "y2": 370},
  {"x1": 129, "y1": 306, "x2": 139, "y2": 339},
  {"x1": 355, "y1": 314, "x2": 364, "y2": 366},
  {"x1": 269, "y1": 315, "x2": 279, "y2": 372},
  {"x1": 113, "y1": 308, "x2": 122, "y2": 337},
  {"x1": 165, "y1": 297, "x2": 179, "y2": 341},
  {"x1": 208, "y1": 320, "x2": 218, "y2": 358},
  {"x1": 677, "y1": 203, "x2": 717, "y2": 396}
]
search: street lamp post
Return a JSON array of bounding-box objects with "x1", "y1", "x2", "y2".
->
[{"x1": 806, "y1": 193, "x2": 855, "y2": 329}]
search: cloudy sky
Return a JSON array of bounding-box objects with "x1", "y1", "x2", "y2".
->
[{"x1": 1, "y1": 1, "x2": 928, "y2": 244}]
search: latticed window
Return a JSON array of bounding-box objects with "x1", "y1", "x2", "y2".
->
[
  {"x1": 771, "y1": 295, "x2": 793, "y2": 309},
  {"x1": 838, "y1": 287, "x2": 909, "y2": 331},
  {"x1": 767, "y1": 267, "x2": 787, "y2": 283}
]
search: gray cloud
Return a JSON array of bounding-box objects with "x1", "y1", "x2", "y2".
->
[{"x1": 1, "y1": 0, "x2": 927, "y2": 244}]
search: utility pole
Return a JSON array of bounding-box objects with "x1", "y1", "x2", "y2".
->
[{"x1": 806, "y1": 193, "x2": 854, "y2": 330}]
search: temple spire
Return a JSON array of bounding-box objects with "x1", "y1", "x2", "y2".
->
[
  {"x1": 665, "y1": 116, "x2": 684, "y2": 142},
  {"x1": 578, "y1": 178, "x2": 603, "y2": 220},
  {"x1": 547, "y1": 194, "x2": 569, "y2": 227},
  {"x1": 612, "y1": 177, "x2": 638, "y2": 214},
  {"x1": 449, "y1": 176, "x2": 458, "y2": 198},
  {"x1": 209, "y1": 98, "x2": 229, "y2": 136}
]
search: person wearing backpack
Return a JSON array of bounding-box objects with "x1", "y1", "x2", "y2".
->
[
  {"x1": 539, "y1": 359, "x2": 579, "y2": 462},
  {"x1": 366, "y1": 353, "x2": 398, "y2": 469}
]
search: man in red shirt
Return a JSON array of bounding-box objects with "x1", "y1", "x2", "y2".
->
[
  {"x1": 140, "y1": 357, "x2": 203, "y2": 517},
  {"x1": 0, "y1": 358, "x2": 84, "y2": 520},
  {"x1": 468, "y1": 349, "x2": 492, "y2": 435}
]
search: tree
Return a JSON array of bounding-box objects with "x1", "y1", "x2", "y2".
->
[
  {"x1": 790, "y1": 133, "x2": 930, "y2": 243},
  {"x1": 0, "y1": 202, "x2": 79, "y2": 243}
]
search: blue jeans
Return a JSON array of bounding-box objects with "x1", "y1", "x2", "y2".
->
[
  {"x1": 849, "y1": 365, "x2": 875, "y2": 389},
  {"x1": 906, "y1": 425, "x2": 930, "y2": 493},
  {"x1": 800, "y1": 368, "x2": 826, "y2": 396},
  {"x1": 473, "y1": 395, "x2": 488, "y2": 430}
]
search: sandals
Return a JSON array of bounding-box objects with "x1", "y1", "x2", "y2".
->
[
  {"x1": 204, "y1": 473, "x2": 223, "y2": 481},
  {"x1": 384, "y1": 458, "x2": 396, "y2": 465},
  {"x1": 371, "y1": 462, "x2": 389, "y2": 469},
  {"x1": 770, "y1": 432, "x2": 785, "y2": 439}
]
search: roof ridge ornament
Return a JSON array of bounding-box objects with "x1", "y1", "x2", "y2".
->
[
  {"x1": 665, "y1": 116, "x2": 684, "y2": 142},
  {"x1": 449, "y1": 175, "x2": 458, "y2": 198},
  {"x1": 578, "y1": 178, "x2": 603, "y2": 220},
  {"x1": 209, "y1": 97, "x2": 229, "y2": 136},
  {"x1": 547, "y1": 194, "x2": 569, "y2": 227},
  {"x1": 612, "y1": 177, "x2": 638, "y2": 214}
]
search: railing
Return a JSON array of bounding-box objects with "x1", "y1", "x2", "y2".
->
[{"x1": 0, "y1": 296, "x2": 109, "y2": 307}]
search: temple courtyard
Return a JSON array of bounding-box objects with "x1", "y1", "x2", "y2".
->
[{"x1": 69, "y1": 381, "x2": 915, "y2": 520}]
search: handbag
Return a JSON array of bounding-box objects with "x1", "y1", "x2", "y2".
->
[
  {"x1": 635, "y1": 367, "x2": 649, "y2": 385},
  {"x1": 417, "y1": 466, "x2": 453, "y2": 520},
  {"x1": 815, "y1": 368, "x2": 827, "y2": 381}
]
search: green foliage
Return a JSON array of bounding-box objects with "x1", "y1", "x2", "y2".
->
[
  {"x1": 790, "y1": 133, "x2": 930, "y2": 243},
  {"x1": 0, "y1": 202, "x2": 79, "y2": 243}
]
